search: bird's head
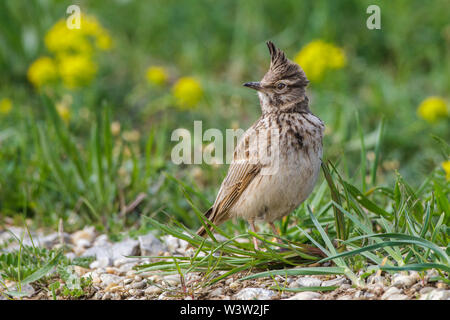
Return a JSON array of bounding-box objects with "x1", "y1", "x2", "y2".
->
[{"x1": 244, "y1": 41, "x2": 309, "y2": 113}]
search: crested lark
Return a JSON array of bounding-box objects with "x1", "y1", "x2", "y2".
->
[{"x1": 197, "y1": 41, "x2": 324, "y2": 250}]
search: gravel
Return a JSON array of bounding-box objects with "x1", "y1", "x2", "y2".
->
[{"x1": 1, "y1": 226, "x2": 449, "y2": 301}]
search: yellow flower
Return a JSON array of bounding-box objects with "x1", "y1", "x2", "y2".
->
[
  {"x1": 172, "y1": 77, "x2": 203, "y2": 109},
  {"x1": 27, "y1": 56, "x2": 59, "y2": 88},
  {"x1": 0, "y1": 98, "x2": 12, "y2": 115},
  {"x1": 45, "y1": 20, "x2": 92, "y2": 55},
  {"x1": 45, "y1": 15, "x2": 112, "y2": 55},
  {"x1": 294, "y1": 40, "x2": 346, "y2": 82},
  {"x1": 58, "y1": 54, "x2": 98, "y2": 89},
  {"x1": 146, "y1": 66, "x2": 169, "y2": 86},
  {"x1": 442, "y1": 161, "x2": 450, "y2": 181},
  {"x1": 417, "y1": 96, "x2": 448, "y2": 123},
  {"x1": 56, "y1": 103, "x2": 71, "y2": 123}
]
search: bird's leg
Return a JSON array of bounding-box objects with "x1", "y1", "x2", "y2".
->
[
  {"x1": 249, "y1": 220, "x2": 259, "y2": 251},
  {"x1": 269, "y1": 222, "x2": 281, "y2": 244}
]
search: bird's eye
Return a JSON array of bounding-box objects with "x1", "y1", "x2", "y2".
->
[{"x1": 276, "y1": 83, "x2": 286, "y2": 90}]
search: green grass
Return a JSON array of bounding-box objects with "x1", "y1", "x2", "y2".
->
[{"x1": 0, "y1": 226, "x2": 94, "y2": 299}]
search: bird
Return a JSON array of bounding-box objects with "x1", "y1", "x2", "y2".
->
[{"x1": 196, "y1": 41, "x2": 324, "y2": 250}]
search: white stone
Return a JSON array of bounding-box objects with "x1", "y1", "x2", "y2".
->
[
  {"x1": 367, "y1": 274, "x2": 385, "y2": 285},
  {"x1": 386, "y1": 293, "x2": 409, "y2": 300},
  {"x1": 392, "y1": 274, "x2": 416, "y2": 288},
  {"x1": 138, "y1": 233, "x2": 167, "y2": 256},
  {"x1": 234, "y1": 288, "x2": 276, "y2": 300},
  {"x1": 337, "y1": 295, "x2": 353, "y2": 300},
  {"x1": 132, "y1": 281, "x2": 146, "y2": 289},
  {"x1": 100, "y1": 274, "x2": 123, "y2": 287},
  {"x1": 287, "y1": 291, "x2": 321, "y2": 300},
  {"x1": 71, "y1": 226, "x2": 96, "y2": 245},
  {"x1": 421, "y1": 289, "x2": 450, "y2": 300},
  {"x1": 163, "y1": 274, "x2": 181, "y2": 286},
  {"x1": 93, "y1": 234, "x2": 110, "y2": 246},
  {"x1": 209, "y1": 287, "x2": 224, "y2": 297},
  {"x1": 7, "y1": 283, "x2": 35, "y2": 298},
  {"x1": 145, "y1": 285, "x2": 162, "y2": 295},
  {"x1": 381, "y1": 287, "x2": 402, "y2": 300},
  {"x1": 367, "y1": 283, "x2": 384, "y2": 295},
  {"x1": 90, "y1": 257, "x2": 110, "y2": 269},
  {"x1": 321, "y1": 277, "x2": 346, "y2": 287},
  {"x1": 293, "y1": 277, "x2": 322, "y2": 288},
  {"x1": 229, "y1": 282, "x2": 240, "y2": 290}
]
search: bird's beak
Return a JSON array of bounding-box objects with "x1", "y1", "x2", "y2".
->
[{"x1": 243, "y1": 82, "x2": 262, "y2": 91}]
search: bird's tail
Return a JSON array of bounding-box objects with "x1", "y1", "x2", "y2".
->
[{"x1": 196, "y1": 207, "x2": 214, "y2": 238}]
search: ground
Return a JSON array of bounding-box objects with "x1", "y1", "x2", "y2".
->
[{"x1": 1, "y1": 226, "x2": 448, "y2": 301}]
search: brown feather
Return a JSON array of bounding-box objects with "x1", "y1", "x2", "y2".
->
[
  {"x1": 196, "y1": 207, "x2": 213, "y2": 237},
  {"x1": 195, "y1": 123, "x2": 263, "y2": 238}
]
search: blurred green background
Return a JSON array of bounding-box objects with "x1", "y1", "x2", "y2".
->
[{"x1": 0, "y1": 0, "x2": 449, "y2": 234}]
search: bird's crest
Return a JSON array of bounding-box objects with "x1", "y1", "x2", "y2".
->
[{"x1": 265, "y1": 41, "x2": 308, "y2": 85}]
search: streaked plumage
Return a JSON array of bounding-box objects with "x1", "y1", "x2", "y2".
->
[{"x1": 197, "y1": 41, "x2": 324, "y2": 248}]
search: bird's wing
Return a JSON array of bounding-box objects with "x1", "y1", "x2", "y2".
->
[{"x1": 205, "y1": 125, "x2": 265, "y2": 227}]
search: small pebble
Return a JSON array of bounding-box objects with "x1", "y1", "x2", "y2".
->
[
  {"x1": 90, "y1": 257, "x2": 110, "y2": 269},
  {"x1": 392, "y1": 274, "x2": 416, "y2": 288},
  {"x1": 94, "y1": 292, "x2": 103, "y2": 300},
  {"x1": 132, "y1": 281, "x2": 146, "y2": 289},
  {"x1": 295, "y1": 277, "x2": 322, "y2": 288},
  {"x1": 147, "y1": 275, "x2": 162, "y2": 282},
  {"x1": 100, "y1": 274, "x2": 123, "y2": 287},
  {"x1": 337, "y1": 295, "x2": 353, "y2": 300},
  {"x1": 367, "y1": 283, "x2": 384, "y2": 295},
  {"x1": 364, "y1": 292, "x2": 376, "y2": 299},
  {"x1": 387, "y1": 293, "x2": 409, "y2": 300},
  {"x1": 145, "y1": 286, "x2": 162, "y2": 295},
  {"x1": 340, "y1": 284, "x2": 352, "y2": 290},
  {"x1": 367, "y1": 274, "x2": 385, "y2": 285},
  {"x1": 421, "y1": 289, "x2": 450, "y2": 300},
  {"x1": 321, "y1": 277, "x2": 345, "y2": 287},
  {"x1": 420, "y1": 287, "x2": 434, "y2": 295},
  {"x1": 163, "y1": 275, "x2": 181, "y2": 286},
  {"x1": 436, "y1": 282, "x2": 448, "y2": 289},
  {"x1": 133, "y1": 289, "x2": 144, "y2": 297},
  {"x1": 74, "y1": 266, "x2": 90, "y2": 276},
  {"x1": 102, "y1": 292, "x2": 112, "y2": 300},
  {"x1": 234, "y1": 288, "x2": 276, "y2": 300},
  {"x1": 126, "y1": 270, "x2": 136, "y2": 277},
  {"x1": 114, "y1": 258, "x2": 128, "y2": 267},
  {"x1": 104, "y1": 283, "x2": 121, "y2": 292},
  {"x1": 287, "y1": 291, "x2": 321, "y2": 300},
  {"x1": 381, "y1": 287, "x2": 402, "y2": 300},
  {"x1": 209, "y1": 287, "x2": 224, "y2": 297},
  {"x1": 106, "y1": 267, "x2": 117, "y2": 274},
  {"x1": 229, "y1": 282, "x2": 240, "y2": 290}
]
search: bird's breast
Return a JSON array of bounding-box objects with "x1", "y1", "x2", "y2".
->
[{"x1": 230, "y1": 112, "x2": 324, "y2": 223}]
